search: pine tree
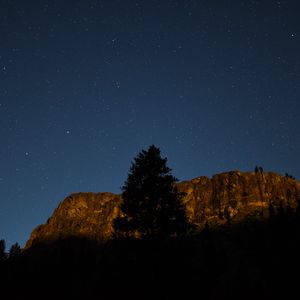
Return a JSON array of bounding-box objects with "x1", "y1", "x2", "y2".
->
[
  {"x1": 0, "y1": 239, "x2": 6, "y2": 262},
  {"x1": 114, "y1": 145, "x2": 188, "y2": 240},
  {"x1": 9, "y1": 242, "x2": 21, "y2": 259}
]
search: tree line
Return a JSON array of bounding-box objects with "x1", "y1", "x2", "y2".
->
[{"x1": 0, "y1": 240, "x2": 21, "y2": 262}]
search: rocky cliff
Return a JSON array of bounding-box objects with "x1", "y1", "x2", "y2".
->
[
  {"x1": 26, "y1": 193, "x2": 121, "y2": 248},
  {"x1": 25, "y1": 171, "x2": 300, "y2": 248}
]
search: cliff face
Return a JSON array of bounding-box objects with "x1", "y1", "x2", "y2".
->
[
  {"x1": 179, "y1": 171, "x2": 300, "y2": 225},
  {"x1": 26, "y1": 192, "x2": 121, "y2": 248},
  {"x1": 26, "y1": 171, "x2": 300, "y2": 248}
]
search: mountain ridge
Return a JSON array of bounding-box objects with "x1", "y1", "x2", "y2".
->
[{"x1": 25, "y1": 170, "x2": 300, "y2": 248}]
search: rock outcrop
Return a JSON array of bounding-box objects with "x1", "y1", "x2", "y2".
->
[
  {"x1": 26, "y1": 192, "x2": 121, "y2": 248},
  {"x1": 25, "y1": 171, "x2": 300, "y2": 248}
]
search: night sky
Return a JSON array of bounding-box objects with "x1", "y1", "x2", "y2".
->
[{"x1": 1, "y1": 0, "x2": 300, "y2": 247}]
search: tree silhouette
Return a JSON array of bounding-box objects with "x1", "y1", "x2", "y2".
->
[
  {"x1": 268, "y1": 202, "x2": 276, "y2": 219},
  {"x1": 114, "y1": 145, "x2": 188, "y2": 240},
  {"x1": 9, "y1": 242, "x2": 21, "y2": 259},
  {"x1": 0, "y1": 239, "x2": 6, "y2": 262},
  {"x1": 255, "y1": 166, "x2": 264, "y2": 174},
  {"x1": 285, "y1": 173, "x2": 296, "y2": 180}
]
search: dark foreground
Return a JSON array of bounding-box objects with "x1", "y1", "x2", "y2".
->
[{"x1": 1, "y1": 213, "x2": 300, "y2": 300}]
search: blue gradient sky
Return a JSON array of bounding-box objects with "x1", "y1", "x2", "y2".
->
[{"x1": 1, "y1": 0, "x2": 300, "y2": 247}]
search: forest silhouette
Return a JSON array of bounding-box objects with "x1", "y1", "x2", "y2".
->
[{"x1": 1, "y1": 145, "x2": 300, "y2": 299}]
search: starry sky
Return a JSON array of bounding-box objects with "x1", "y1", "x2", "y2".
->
[{"x1": 1, "y1": 0, "x2": 300, "y2": 247}]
